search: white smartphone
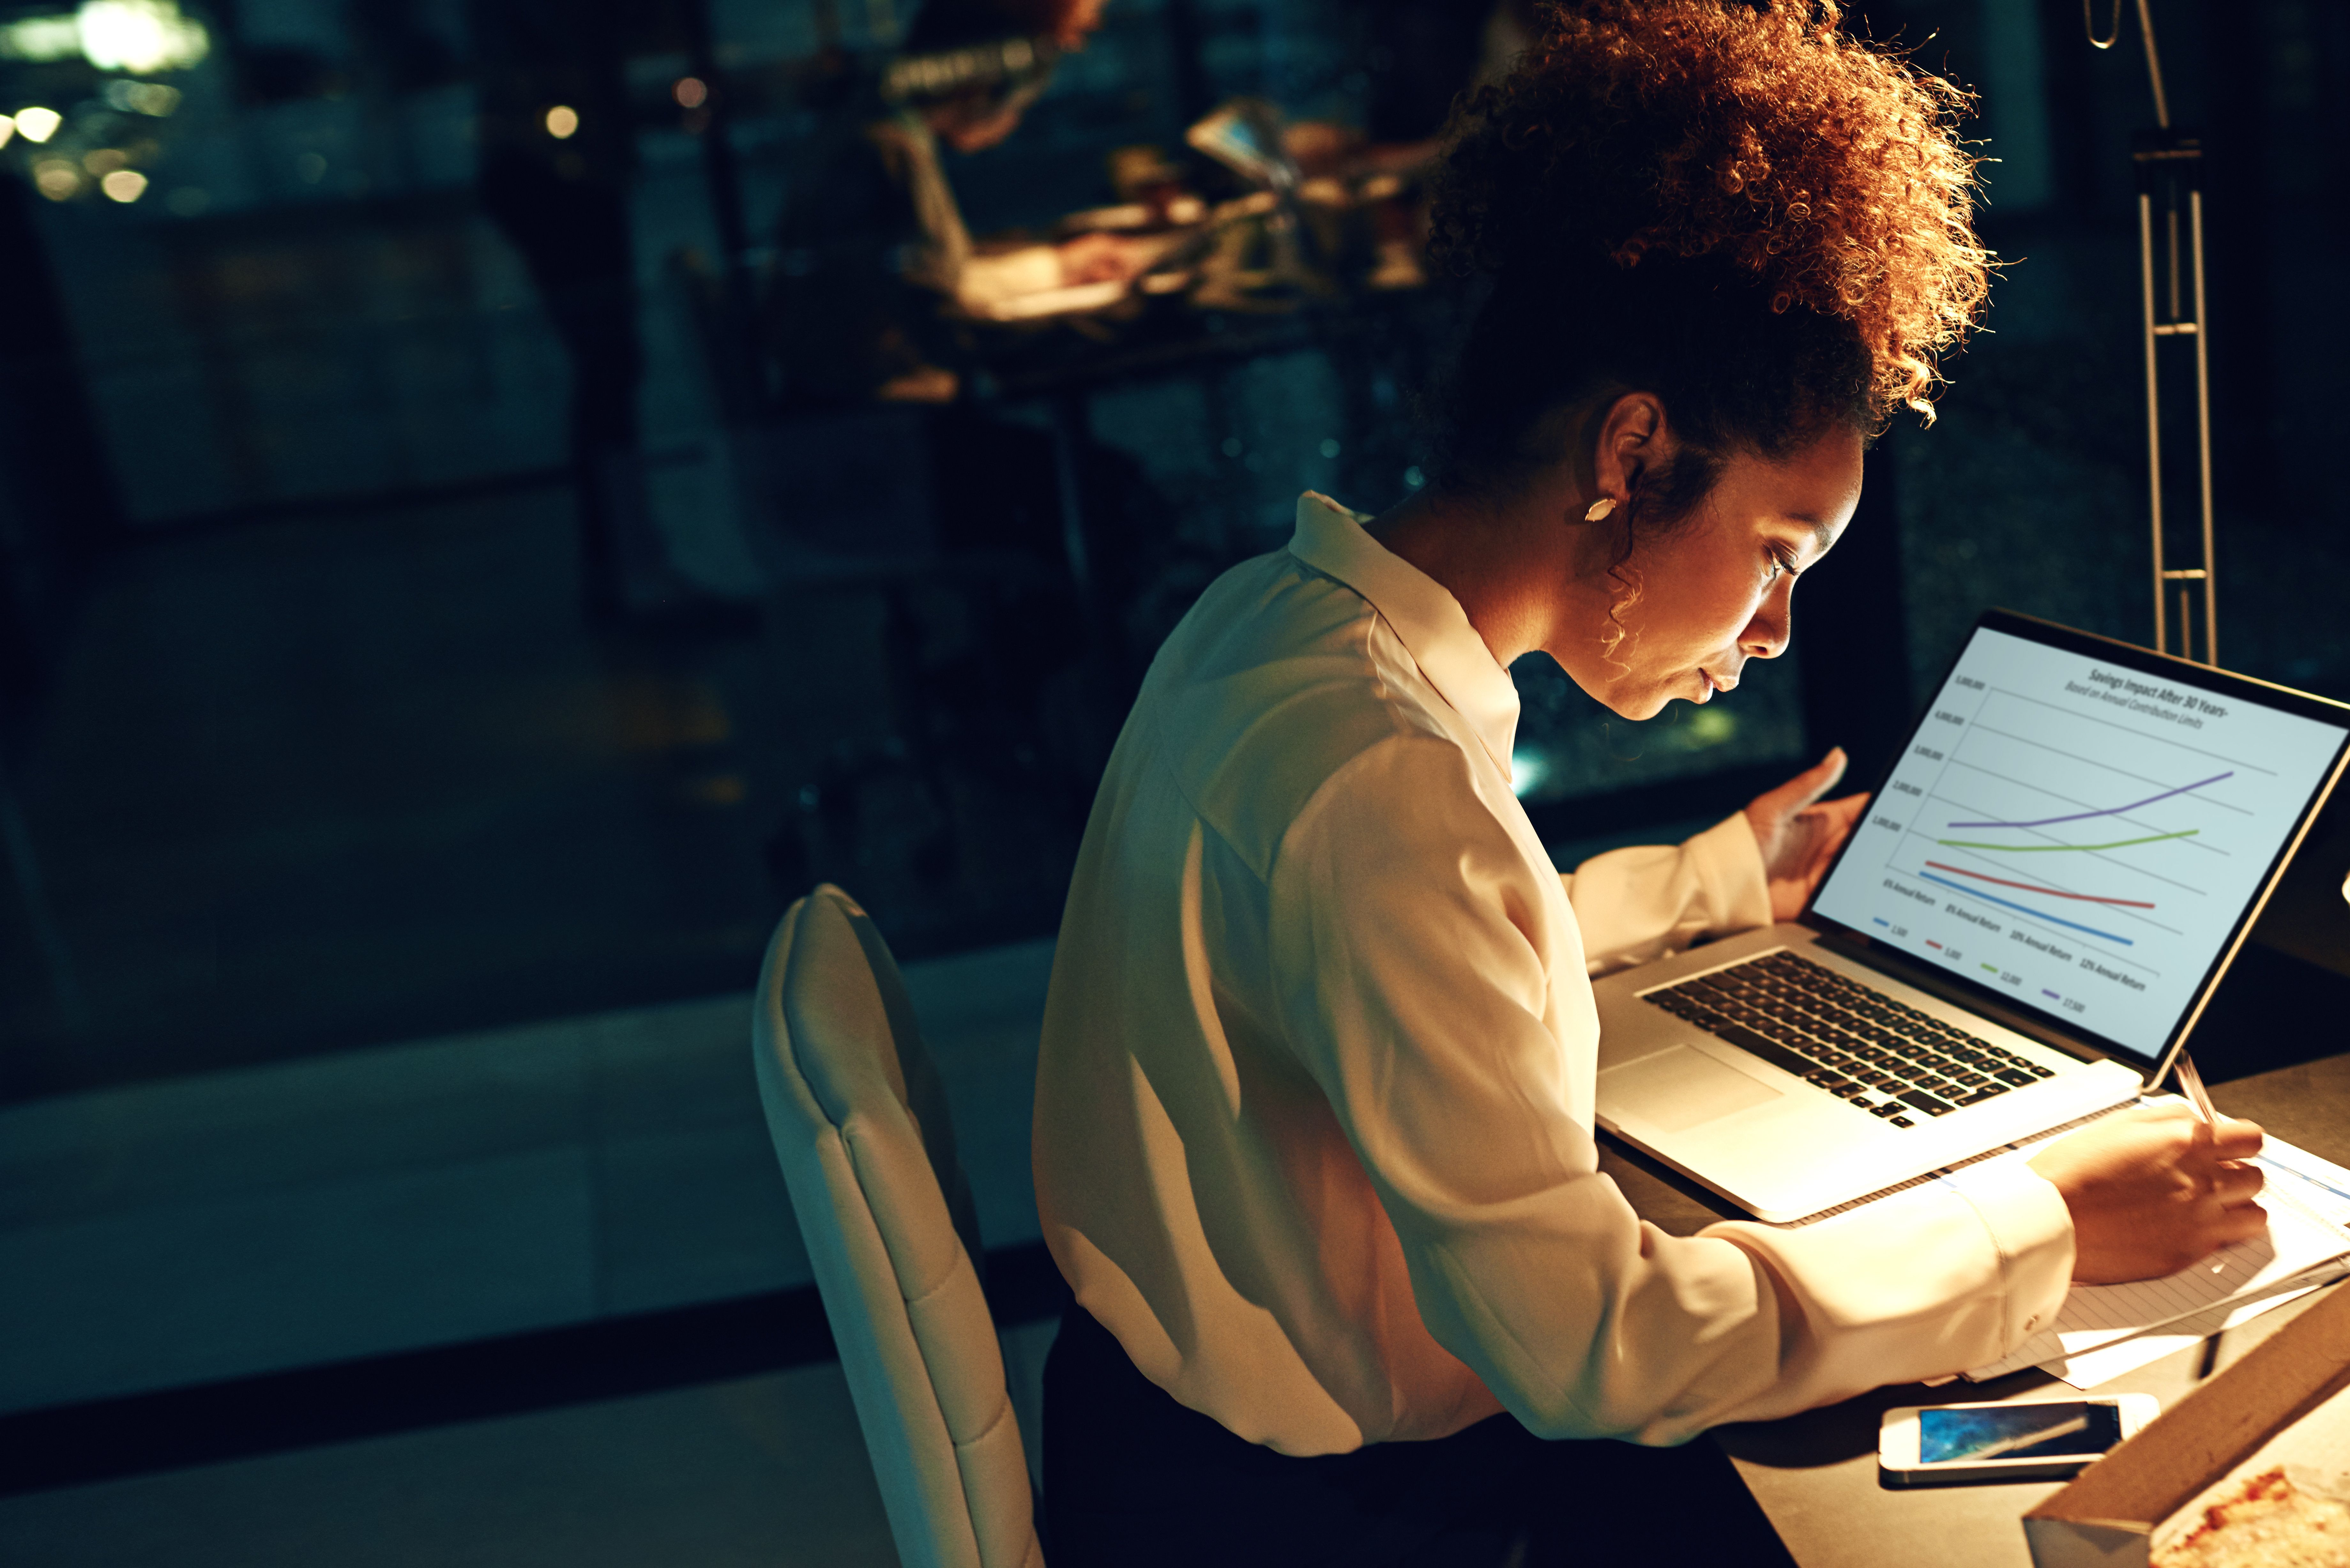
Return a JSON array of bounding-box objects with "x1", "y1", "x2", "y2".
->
[{"x1": 1878, "y1": 1395, "x2": 2159, "y2": 1486}]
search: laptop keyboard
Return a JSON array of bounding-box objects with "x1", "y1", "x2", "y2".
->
[{"x1": 1642, "y1": 950, "x2": 2056, "y2": 1130}]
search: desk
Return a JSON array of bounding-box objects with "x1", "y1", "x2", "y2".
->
[{"x1": 1596, "y1": 946, "x2": 2350, "y2": 1567}]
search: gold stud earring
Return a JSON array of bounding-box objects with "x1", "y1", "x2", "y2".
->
[{"x1": 1583, "y1": 496, "x2": 1617, "y2": 522}]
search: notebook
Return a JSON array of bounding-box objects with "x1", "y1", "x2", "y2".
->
[{"x1": 1957, "y1": 1134, "x2": 2350, "y2": 1382}]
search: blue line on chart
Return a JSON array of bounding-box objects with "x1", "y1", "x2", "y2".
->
[
  {"x1": 1946, "y1": 770, "x2": 2235, "y2": 830},
  {"x1": 2258, "y1": 1154, "x2": 2350, "y2": 1211},
  {"x1": 1873, "y1": 917, "x2": 1890, "y2": 927},
  {"x1": 1915, "y1": 871, "x2": 2136, "y2": 945}
]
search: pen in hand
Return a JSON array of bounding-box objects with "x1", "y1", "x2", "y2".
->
[
  {"x1": 2173, "y1": 1049, "x2": 2269, "y2": 1239},
  {"x1": 2173, "y1": 1049, "x2": 2220, "y2": 1127}
]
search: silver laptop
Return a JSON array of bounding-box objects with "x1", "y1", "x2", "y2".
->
[{"x1": 1592, "y1": 611, "x2": 2350, "y2": 1223}]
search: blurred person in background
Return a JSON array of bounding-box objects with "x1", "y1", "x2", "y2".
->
[
  {"x1": 471, "y1": 0, "x2": 737, "y2": 628},
  {"x1": 765, "y1": 0, "x2": 1148, "y2": 406},
  {"x1": 762, "y1": 0, "x2": 1175, "y2": 790},
  {"x1": 1350, "y1": 0, "x2": 1541, "y2": 291}
]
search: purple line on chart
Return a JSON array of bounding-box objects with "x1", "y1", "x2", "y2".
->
[{"x1": 1945, "y1": 771, "x2": 2234, "y2": 830}]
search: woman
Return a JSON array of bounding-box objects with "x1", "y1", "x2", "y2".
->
[{"x1": 1030, "y1": 4, "x2": 2267, "y2": 1564}]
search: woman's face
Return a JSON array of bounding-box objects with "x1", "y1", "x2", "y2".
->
[{"x1": 1553, "y1": 425, "x2": 1864, "y2": 721}]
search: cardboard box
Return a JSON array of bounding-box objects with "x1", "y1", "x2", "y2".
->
[{"x1": 2023, "y1": 1282, "x2": 2350, "y2": 1567}]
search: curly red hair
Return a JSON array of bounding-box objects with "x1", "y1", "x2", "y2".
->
[{"x1": 1433, "y1": 0, "x2": 1989, "y2": 423}]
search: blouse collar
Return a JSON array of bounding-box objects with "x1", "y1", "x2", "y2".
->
[{"x1": 1288, "y1": 492, "x2": 1521, "y2": 779}]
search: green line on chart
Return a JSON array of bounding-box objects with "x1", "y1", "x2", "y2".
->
[{"x1": 1934, "y1": 830, "x2": 2200, "y2": 853}]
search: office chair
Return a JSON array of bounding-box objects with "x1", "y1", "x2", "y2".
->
[{"x1": 752, "y1": 883, "x2": 1046, "y2": 1568}]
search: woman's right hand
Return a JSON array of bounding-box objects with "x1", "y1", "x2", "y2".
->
[{"x1": 2026, "y1": 1101, "x2": 2267, "y2": 1283}]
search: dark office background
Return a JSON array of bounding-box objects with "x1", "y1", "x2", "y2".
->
[
  {"x1": 1, "y1": 0, "x2": 2346, "y2": 1103},
  {"x1": 0, "y1": 0, "x2": 2340, "y2": 1105},
  {"x1": 6, "y1": 0, "x2": 2350, "y2": 1555}
]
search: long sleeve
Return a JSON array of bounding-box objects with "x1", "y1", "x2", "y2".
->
[
  {"x1": 1036, "y1": 495, "x2": 2078, "y2": 1459},
  {"x1": 1561, "y1": 812, "x2": 1773, "y2": 976},
  {"x1": 953, "y1": 246, "x2": 1065, "y2": 308},
  {"x1": 1702, "y1": 1161, "x2": 2073, "y2": 1421},
  {"x1": 1266, "y1": 736, "x2": 2073, "y2": 1445}
]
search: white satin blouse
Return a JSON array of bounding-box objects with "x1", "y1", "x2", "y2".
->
[{"x1": 1031, "y1": 492, "x2": 2074, "y2": 1456}]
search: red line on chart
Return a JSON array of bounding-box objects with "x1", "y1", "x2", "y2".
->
[
  {"x1": 1944, "y1": 770, "x2": 2233, "y2": 830},
  {"x1": 1921, "y1": 861, "x2": 2156, "y2": 908}
]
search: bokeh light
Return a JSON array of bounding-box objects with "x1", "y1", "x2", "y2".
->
[
  {"x1": 0, "y1": 13, "x2": 80, "y2": 62},
  {"x1": 544, "y1": 104, "x2": 578, "y2": 139},
  {"x1": 673, "y1": 77, "x2": 708, "y2": 109},
  {"x1": 15, "y1": 104, "x2": 62, "y2": 142},
  {"x1": 75, "y1": 0, "x2": 210, "y2": 74},
  {"x1": 102, "y1": 78, "x2": 180, "y2": 115},
  {"x1": 33, "y1": 159, "x2": 80, "y2": 199},
  {"x1": 100, "y1": 167, "x2": 147, "y2": 202}
]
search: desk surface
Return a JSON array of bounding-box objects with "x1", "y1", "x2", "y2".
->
[{"x1": 1603, "y1": 955, "x2": 2350, "y2": 1568}]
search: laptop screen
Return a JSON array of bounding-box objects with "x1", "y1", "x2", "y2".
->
[{"x1": 1808, "y1": 616, "x2": 2350, "y2": 1066}]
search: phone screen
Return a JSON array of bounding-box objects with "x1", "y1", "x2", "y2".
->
[{"x1": 1918, "y1": 1402, "x2": 2123, "y2": 1464}]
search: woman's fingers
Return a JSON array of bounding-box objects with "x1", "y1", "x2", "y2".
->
[
  {"x1": 1793, "y1": 794, "x2": 1870, "y2": 873},
  {"x1": 1815, "y1": 791, "x2": 1871, "y2": 828},
  {"x1": 2210, "y1": 1115, "x2": 2265, "y2": 1160},
  {"x1": 1747, "y1": 756, "x2": 1862, "y2": 913},
  {"x1": 2032, "y1": 1104, "x2": 2278, "y2": 1281},
  {"x1": 1755, "y1": 748, "x2": 1849, "y2": 821},
  {"x1": 2210, "y1": 1160, "x2": 2267, "y2": 1205}
]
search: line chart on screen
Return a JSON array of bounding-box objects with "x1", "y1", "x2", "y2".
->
[
  {"x1": 1880, "y1": 688, "x2": 2252, "y2": 959},
  {"x1": 1809, "y1": 625, "x2": 2350, "y2": 1055}
]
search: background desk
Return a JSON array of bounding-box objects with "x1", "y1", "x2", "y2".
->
[{"x1": 1597, "y1": 940, "x2": 2350, "y2": 1568}]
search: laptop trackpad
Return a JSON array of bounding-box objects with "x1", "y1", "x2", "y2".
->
[{"x1": 1602, "y1": 1046, "x2": 1783, "y2": 1134}]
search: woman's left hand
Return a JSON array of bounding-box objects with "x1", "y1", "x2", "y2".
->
[{"x1": 1744, "y1": 748, "x2": 1870, "y2": 922}]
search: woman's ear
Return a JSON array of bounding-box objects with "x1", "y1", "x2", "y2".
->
[{"x1": 1590, "y1": 392, "x2": 1669, "y2": 503}]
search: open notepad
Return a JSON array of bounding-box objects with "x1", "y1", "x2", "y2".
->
[{"x1": 1958, "y1": 1141, "x2": 2350, "y2": 1383}]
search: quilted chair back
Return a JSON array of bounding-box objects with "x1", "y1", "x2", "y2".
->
[{"x1": 752, "y1": 884, "x2": 1043, "y2": 1568}]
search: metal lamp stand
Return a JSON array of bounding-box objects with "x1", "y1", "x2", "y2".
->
[{"x1": 2092, "y1": 0, "x2": 2217, "y2": 666}]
